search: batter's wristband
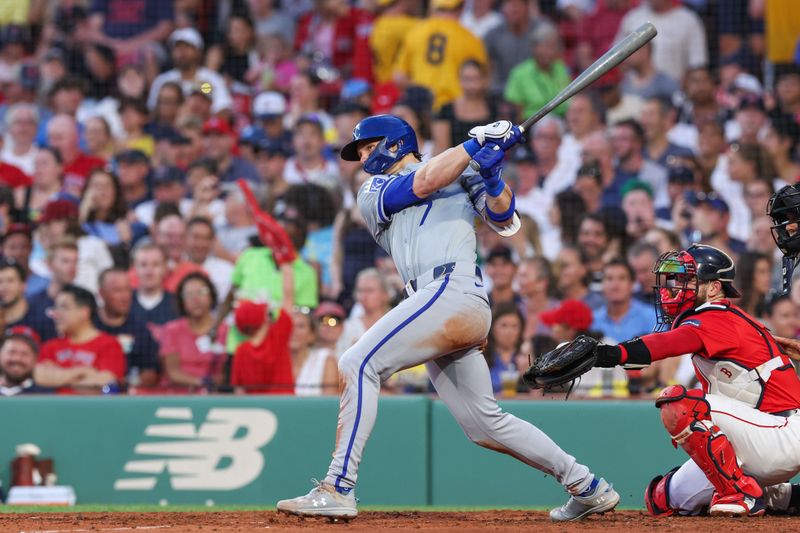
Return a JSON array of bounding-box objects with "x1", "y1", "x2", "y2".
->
[
  {"x1": 463, "y1": 139, "x2": 481, "y2": 157},
  {"x1": 486, "y1": 194, "x2": 515, "y2": 222}
]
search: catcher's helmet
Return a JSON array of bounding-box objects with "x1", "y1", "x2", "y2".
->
[
  {"x1": 652, "y1": 244, "x2": 740, "y2": 329},
  {"x1": 340, "y1": 114, "x2": 418, "y2": 175},
  {"x1": 768, "y1": 184, "x2": 800, "y2": 258}
]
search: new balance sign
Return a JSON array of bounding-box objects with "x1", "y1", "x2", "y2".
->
[{"x1": 115, "y1": 407, "x2": 277, "y2": 491}]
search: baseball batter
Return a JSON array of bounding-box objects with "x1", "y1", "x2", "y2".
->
[
  {"x1": 586, "y1": 244, "x2": 800, "y2": 516},
  {"x1": 277, "y1": 115, "x2": 619, "y2": 521}
]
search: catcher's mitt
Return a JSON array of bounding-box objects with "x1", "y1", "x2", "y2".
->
[{"x1": 522, "y1": 335, "x2": 598, "y2": 389}]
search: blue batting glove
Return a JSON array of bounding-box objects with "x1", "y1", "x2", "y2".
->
[{"x1": 472, "y1": 144, "x2": 504, "y2": 171}]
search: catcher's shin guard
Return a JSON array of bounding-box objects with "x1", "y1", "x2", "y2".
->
[
  {"x1": 655, "y1": 386, "x2": 763, "y2": 505},
  {"x1": 644, "y1": 467, "x2": 680, "y2": 517}
]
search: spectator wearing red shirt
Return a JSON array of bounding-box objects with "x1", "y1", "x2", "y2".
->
[
  {"x1": 231, "y1": 262, "x2": 295, "y2": 395},
  {"x1": 294, "y1": 1, "x2": 373, "y2": 84},
  {"x1": 159, "y1": 272, "x2": 225, "y2": 392},
  {"x1": 34, "y1": 284, "x2": 126, "y2": 393},
  {"x1": 575, "y1": 0, "x2": 636, "y2": 71},
  {"x1": 46, "y1": 115, "x2": 105, "y2": 197}
]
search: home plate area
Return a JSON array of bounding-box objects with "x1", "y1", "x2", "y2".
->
[{"x1": 4, "y1": 511, "x2": 800, "y2": 533}]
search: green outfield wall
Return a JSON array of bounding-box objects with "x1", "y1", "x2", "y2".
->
[{"x1": 0, "y1": 397, "x2": 684, "y2": 508}]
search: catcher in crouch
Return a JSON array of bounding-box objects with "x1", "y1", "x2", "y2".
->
[{"x1": 527, "y1": 243, "x2": 800, "y2": 517}]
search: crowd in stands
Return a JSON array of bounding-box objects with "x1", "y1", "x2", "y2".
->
[{"x1": 1, "y1": 0, "x2": 800, "y2": 399}]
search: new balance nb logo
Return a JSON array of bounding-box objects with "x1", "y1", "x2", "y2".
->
[{"x1": 114, "y1": 407, "x2": 277, "y2": 491}]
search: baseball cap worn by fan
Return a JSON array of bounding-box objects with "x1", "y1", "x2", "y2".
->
[
  {"x1": 253, "y1": 91, "x2": 287, "y2": 120},
  {"x1": 341, "y1": 79, "x2": 371, "y2": 101},
  {"x1": 6, "y1": 326, "x2": 41, "y2": 348},
  {"x1": 169, "y1": 28, "x2": 203, "y2": 50},
  {"x1": 203, "y1": 117, "x2": 233, "y2": 136},
  {"x1": 189, "y1": 81, "x2": 213, "y2": 100},
  {"x1": 738, "y1": 94, "x2": 765, "y2": 113},
  {"x1": 3, "y1": 223, "x2": 31, "y2": 241},
  {"x1": 38, "y1": 200, "x2": 78, "y2": 224},
  {"x1": 621, "y1": 179, "x2": 653, "y2": 199},
  {"x1": 240, "y1": 125, "x2": 267, "y2": 146},
  {"x1": 539, "y1": 300, "x2": 593, "y2": 332},
  {"x1": 235, "y1": 300, "x2": 269, "y2": 335},
  {"x1": 431, "y1": 0, "x2": 464, "y2": 9},
  {"x1": 314, "y1": 301, "x2": 347, "y2": 324},
  {"x1": 687, "y1": 191, "x2": 729, "y2": 214},
  {"x1": 116, "y1": 149, "x2": 149, "y2": 166},
  {"x1": 255, "y1": 138, "x2": 292, "y2": 158},
  {"x1": 152, "y1": 166, "x2": 184, "y2": 187},
  {"x1": 595, "y1": 69, "x2": 622, "y2": 92},
  {"x1": 731, "y1": 73, "x2": 763, "y2": 96}
]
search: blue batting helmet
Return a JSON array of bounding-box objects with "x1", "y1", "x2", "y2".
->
[{"x1": 340, "y1": 114, "x2": 418, "y2": 175}]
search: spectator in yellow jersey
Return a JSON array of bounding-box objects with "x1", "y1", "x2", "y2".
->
[
  {"x1": 754, "y1": 0, "x2": 800, "y2": 64},
  {"x1": 393, "y1": 0, "x2": 488, "y2": 110},
  {"x1": 369, "y1": 0, "x2": 417, "y2": 84}
]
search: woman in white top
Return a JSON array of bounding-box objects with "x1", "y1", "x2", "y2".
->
[
  {"x1": 290, "y1": 309, "x2": 338, "y2": 396},
  {"x1": 336, "y1": 268, "x2": 393, "y2": 357}
]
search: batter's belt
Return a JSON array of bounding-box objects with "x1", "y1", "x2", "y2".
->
[{"x1": 402, "y1": 261, "x2": 482, "y2": 299}]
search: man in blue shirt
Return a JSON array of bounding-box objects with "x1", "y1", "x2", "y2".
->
[
  {"x1": 591, "y1": 258, "x2": 657, "y2": 344},
  {"x1": 94, "y1": 268, "x2": 160, "y2": 387},
  {"x1": 130, "y1": 243, "x2": 178, "y2": 326},
  {"x1": 27, "y1": 240, "x2": 78, "y2": 342},
  {"x1": 203, "y1": 118, "x2": 261, "y2": 183}
]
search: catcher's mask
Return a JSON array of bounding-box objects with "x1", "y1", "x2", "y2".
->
[
  {"x1": 653, "y1": 250, "x2": 699, "y2": 330},
  {"x1": 652, "y1": 244, "x2": 741, "y2": 330},
  {"x1": 768, "y1": 184, "x2": 800, "y2": 258}
]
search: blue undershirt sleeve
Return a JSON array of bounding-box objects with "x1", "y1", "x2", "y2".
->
[{"x1": 381, "y1": 172, "x2": 423, "y2": 216}]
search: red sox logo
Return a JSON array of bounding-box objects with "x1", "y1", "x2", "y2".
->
[{"x1": 720, "y1": 368, "x2": 733, "y2": 379}]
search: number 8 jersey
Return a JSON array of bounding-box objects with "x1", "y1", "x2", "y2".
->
[{"x1": 394, "y1": 16, "x2": 488, "y2": 110}]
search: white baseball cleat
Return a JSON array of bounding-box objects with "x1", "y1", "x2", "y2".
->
[
  {"x1": 276, "y1": 479, "x2": 358, "y2": 519},
  {"x1": 549, "y1": 477, "x2": 620, "y2": 522}
]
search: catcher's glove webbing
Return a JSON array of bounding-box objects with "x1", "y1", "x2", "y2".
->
[{"x1": 523, "y1": 335, "x2": 599, "y2": 389}]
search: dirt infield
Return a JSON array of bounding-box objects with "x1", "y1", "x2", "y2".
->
[{"x1": 3, "y1": 510, "x2": 800, "y2": 533}]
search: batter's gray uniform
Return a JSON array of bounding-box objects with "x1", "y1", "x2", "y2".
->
[{"x1": 324, "y1": 162, "x2": 594, "y2": 495}]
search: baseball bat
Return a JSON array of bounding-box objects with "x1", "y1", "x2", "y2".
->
[{"x1": 469, "y1": 21, "x2": 657, "y2": 170}]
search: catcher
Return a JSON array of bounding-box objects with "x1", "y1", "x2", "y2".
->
[{"x1": 526, "y1": 243, "x2": 800, "y2": 517}]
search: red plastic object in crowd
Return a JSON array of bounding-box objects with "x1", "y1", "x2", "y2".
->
[{"x1": 237, "y1": 179, "x2": 297, "y2": 266}]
